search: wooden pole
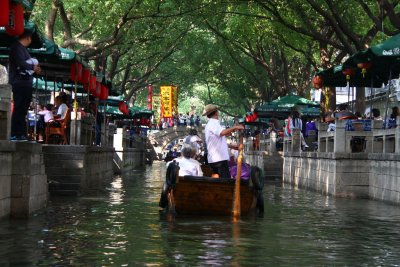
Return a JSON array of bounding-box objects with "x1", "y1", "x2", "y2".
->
[{"x1": 232, "y1": 130, "x2": 244, "y2": 222}]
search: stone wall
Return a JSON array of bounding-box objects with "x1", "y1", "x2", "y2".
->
[
  {"x1": 43, "y1": 145, "x2": 114, "y2": 196},
  {"x1": 1, "y1": 142, "x2": 48, "y2": 219},
  {"x1": 0, "y1": 141, "x2": 14, "y2": 218},
  {"x1": 369, "y1": 153, "x2": 400, "y2": 203},
  {"x1": 10, "y1": 143, "x2": 48, "y2": 218},
  {"x1": 119, "y1": 147, "x2": 145, "y2": 173},
  {"x1": 284, "y1": 152, "x2": 400, "y2": 204}
]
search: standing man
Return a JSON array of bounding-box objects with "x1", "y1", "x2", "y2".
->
[
  {"x1": 9, "y1": 29, "x2": 41, "y2": 141},
  {"x1": 203, "y1": 104, "x2": 244, "y2": 178}
]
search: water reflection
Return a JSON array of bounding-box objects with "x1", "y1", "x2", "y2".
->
[{"x1": 0, "y1": 161, "x2": 400, "y2": 266}]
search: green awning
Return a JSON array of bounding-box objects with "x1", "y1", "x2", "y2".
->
[
  {"x1": 13, "y1": 0, "x2": 34, "y2": 10},
  {"x1": 33, "y1": 78, "x2": 61, "y2": 91},
  {"x1": 58, "y1": 47, "x2": 76, "y2": 61},
  {"x1": 316, "y1": 34, "x2": 400, "y2": 88}
]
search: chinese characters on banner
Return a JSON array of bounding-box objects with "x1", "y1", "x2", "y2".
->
[{"x1": 160, "y1": 86, "x2": 173, "y2": 118}]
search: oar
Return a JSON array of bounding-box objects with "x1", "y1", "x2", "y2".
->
[{"x1": 232, "y1": 129, "x2": 244, "y2": 222}]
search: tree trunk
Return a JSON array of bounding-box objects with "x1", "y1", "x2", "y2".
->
[
  {"x1": 45, "y1": 1, "x2": 58, "y2": 41},
  {"x1": 355, "y1": 87, "x2": 365, "y2": 113}
]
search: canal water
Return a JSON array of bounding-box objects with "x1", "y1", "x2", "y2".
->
[{"x1": 1, "y1": 161, "x2": 400, "y2": 266}]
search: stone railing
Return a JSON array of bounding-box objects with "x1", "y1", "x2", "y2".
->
[
  {"x1": 317, "y1": 118, "x2": 400, "y2": 154},
  {"x1": 0, "y1": 84, "x2": 11, "y2": 140},
  {"x1": 244, "y1": 132, "x2": 278, "y2": 154}
]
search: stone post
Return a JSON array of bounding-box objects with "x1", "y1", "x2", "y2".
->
[
  {"x1": 0, "y1": 84, "x2": 12, "y2": 140},
  {"x1": 334, "y1": 119, "x2": 346, "y2": 153},
  {"x1": 69, "y1": 112, "x2": 81, "y2": 145},
  {"x1": 10, "y1": 143, "x2": 47, "y2": 218},
  {"x1": 396, "y1": 116, "x2": 400, "y2": 153},
  {"x1": 269, "y1": 131, "x2": 277, "y2": 153},
  {"x1": 291, "y1": 128, "x2": 301, "y2": 152}
]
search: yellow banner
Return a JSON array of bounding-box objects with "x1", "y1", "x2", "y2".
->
[{"x1": 160, "y1": 86, "x2": 173, "y2": 118}]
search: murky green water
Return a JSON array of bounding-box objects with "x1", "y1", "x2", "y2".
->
[{"x1": 1, "y1": 161, "x2": 400, "y2": 266}]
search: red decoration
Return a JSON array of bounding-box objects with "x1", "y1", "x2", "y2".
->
[
  {"x1": 0, "y1": 0, "x2": 9, "y2": 27},
  {"x1": 70, "y1": 63, "x2": 83, "y2": 82},
  {"x1": 342, "y1": 68, "x2": 355, "y2": 80},
  {"x1": 245, "y1": 115, "x2": 251, "y2": 123},
  {"x1": 118, "y1": 101, "x2": 129, "y2": 115},
  {"x1": 98, "y1": 85, "x2": 109, "y2": 101},
  {"x1": 312, "y1": 75, "x2": 323, "y2": 89},
  {"x1": 81, "y1": 68, "x2": 90, "y2": 84},
  {"x1": 5, "y1": 3, "x2": 24, "y2": 36},
  {"x1": 89, "y1": 75, "x2": 97, "y2": 92},
  {"x1": 357, "y1": 62, "x2": 372, "y2": 78},
  {"x1": 252, "y1": 112, "x2": 258, "y2": 122},
  {"x1": 93, "y1": 81, "x2": 101, "y2": 98}
]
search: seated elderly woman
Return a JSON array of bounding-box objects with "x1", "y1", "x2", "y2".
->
[{"x1": 166, "y1": 144, "x2": 203, "y2": 176}]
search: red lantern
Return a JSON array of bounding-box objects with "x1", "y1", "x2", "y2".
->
[
  {"x1": 252, "y1": 112, "x2": 258, "y2": 122},
  {"x1": 118, "y1": 101, "x2": 129, "y2": 115},
  {"x1": 98, "y1": 85, "x2": 109, "y2": 101},
  {"x1": 342, "y1": 68, "x2": 354, "y2": 81},
  {"x1": 245, "y1": 115, "x2": 251, "y2": 123},
  {"x1": 93, "y1": 81, "x2": 101, "y2": 98},
  {"x1": 312, "y1": 75, "x2": 323, "y2": 89},
  {"x1": 357, "y1": 62, "x2": 372, "y2": 78},
  {"x1": 89, "y1": 75, "x2": 97, "y2": 92},
  {"x1": 5, "y1": 3, "x2": 24, "y2": 36},
  {"x1": 70, "y1": 63, "x2": 83, "y2": 82},
  {"x1": 81, "y1": 68, "x2": 90, "y2": 84},
  {"x1": 0, "y1": 0, "x2": 9, "y2": 27}
]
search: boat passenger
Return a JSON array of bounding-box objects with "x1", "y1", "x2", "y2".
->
[
  {"x1": 166, "y1": 144, "x2": 203, "y2": 176},
  {"x1": 203, "y1": 104, "x2": 244, "y2": 178},
  {"x1": 184, "y1": 128, "x2": 202, "y2": 157}
]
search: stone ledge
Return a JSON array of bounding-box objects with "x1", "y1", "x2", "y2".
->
[{"x1": 0, "y1": 141, "x2": 16, "y2": 152}]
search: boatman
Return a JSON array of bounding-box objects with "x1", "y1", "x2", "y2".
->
[{"x1": 203, "y1": 104, "x2": 244, "y2": 178}]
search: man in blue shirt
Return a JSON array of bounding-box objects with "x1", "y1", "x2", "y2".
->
[{"x1": 9, "y1": 29, "x2": 41, "y2": 141}]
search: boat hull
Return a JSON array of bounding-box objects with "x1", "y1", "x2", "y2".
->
[{"x1": 170, "y1": 176, "x2": 256, "y2": 216}]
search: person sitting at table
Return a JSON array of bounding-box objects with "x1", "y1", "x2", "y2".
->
[
  {"x1": 371, "y1": 108, "x2": 382, "y2": 120},
  {"x1": 38, "y1": 104, "x2": 54, "y2": 123},
  {"x1": 387, "y1": 106, "x2": 399, "y2": 129},
  {"x1": 335, "y1": 104, "x2": 356, "y2": 120},
  {"x1": 53, "y1": 94, "x2": 69, "y2": 120}
]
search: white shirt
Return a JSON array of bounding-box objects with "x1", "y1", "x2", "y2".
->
[
  {"x1": 167, "y1": 157, "x2": 203, "y2": 176},
  {"x1": 205, "y1": 118, "x2": 229, "y2": 163},
  {"x1": 38, "y1": 110, "x2": 54, "y2": 122},
  {"x1": 185, "y1": 135, "x2": 202, "y2": 153},
  {"x1": 57, "y1": 103, "x2": 68, "y2": 119}
]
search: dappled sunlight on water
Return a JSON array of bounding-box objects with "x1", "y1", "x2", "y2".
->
[{"x1": 0, "y1": 161, "x2": 400, "y2": 266}]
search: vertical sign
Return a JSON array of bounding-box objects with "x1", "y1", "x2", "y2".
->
[
  {"x1": 160, "y1": 86, "x2": 173, "y2": 118},
  {"x1": 152, "y1": 95, "x2": 161, "y2": 125}
]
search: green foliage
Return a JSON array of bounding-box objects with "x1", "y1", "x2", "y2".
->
[{"x1": 31, "y1": 0, "x2": 399, "y2": 117}]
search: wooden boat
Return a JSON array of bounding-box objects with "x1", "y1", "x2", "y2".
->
[{"x1": 159, "y1": 163, "x2": 264, "y2": 216}]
